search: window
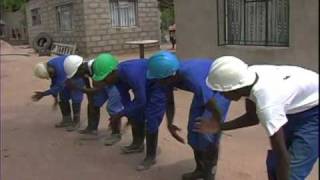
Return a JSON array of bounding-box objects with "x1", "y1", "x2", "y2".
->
[
  {"x1": 31, "y1": 8, "x2": 41, "y2": 26},
  {"x1": 217, "y1": 0, "x2": 289, "y2": 46},
  {"x1": 56, "y1": 4, "x2": 73, "y2": 31},
  {"x1": 110, "y1": 0, "x2": 137, "y2": 27}
]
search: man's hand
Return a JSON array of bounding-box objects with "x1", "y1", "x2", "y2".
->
[
  {"x1": 193, "y1": 117, "x2": 221, "y2": 134},
  {"x1": 167, "y1": 124, "x2": 185, "y2": 144},
  {"x1": 32, "y1": 91, "x2": 45, "y2": 102}
]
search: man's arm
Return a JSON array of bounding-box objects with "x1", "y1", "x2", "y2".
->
[
  {"x1": 166, "y1": 89, "x2": 175, "y2": 126},
  {"x1": 81, "y1": 80, "x2": 103, "y2": 94},
  {"x1": 221, "y1": 99, "x2": 259, "y2": 130},
  {"x1": 194, "y1": 99, "x2": 259, "y2": 133},
  {"x1": 270, "y1": 128, "x2": 290, "y2": 180},
  {"x1": 166, "y1": 89, "x2": 185, "y2": 144}
]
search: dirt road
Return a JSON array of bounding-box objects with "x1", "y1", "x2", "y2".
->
[{"x1": 1, "y1": 45, "x2": 318, "y2": 180}]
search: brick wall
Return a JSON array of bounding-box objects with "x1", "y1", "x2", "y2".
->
[
  {"x1": 26, "y1": 0, "x2": 160, "y2": 58},
  {"x1": 26, "y1": 0, "x2": 86, "y2": 56}
]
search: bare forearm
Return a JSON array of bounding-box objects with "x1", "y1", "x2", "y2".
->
[
  {"x1": 221, "y1": 113, "x2": 259, "y2": 131},
  {"x1": 165, "y1": 90, "x2": 175, "y2": 126},
  {"x1": 270, "y1": 129, "x2": 290, "y2": 180},
  {"x1": 166, "y1": 103, "x2": 175, "y2": 126},
  {"x1": 276, "y1": 157, "x2": 290, "y2": 180}
]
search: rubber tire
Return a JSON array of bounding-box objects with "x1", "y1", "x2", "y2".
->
[{"x1": 32, "y1": 32, "x2": 53, "y2": 52}]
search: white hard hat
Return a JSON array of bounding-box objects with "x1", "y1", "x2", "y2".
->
[
  {"x1": 206, "y1": 56, "x2": 256, "y2": 92},
  {"x1": 87, "y1": 59, "x2": 94, "y2": 68},
  {"x1": 33, "y1": 62, "x2": 49, "y2": 79},
  {"x1": 64, "y1": 55, "x2": 84, "y2": 79}
]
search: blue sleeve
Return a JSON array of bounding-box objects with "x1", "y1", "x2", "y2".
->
[
  {"x1": 43, "y1": 78, "x2": 65, "y2": 97},
  {"x1": 118, "y1": 79, "x2": 147, "y2": 117}
]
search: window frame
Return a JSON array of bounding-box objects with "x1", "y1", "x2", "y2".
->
[
  {"x1": 56, "y1": 3, "x2": 73, "y2": 32},
  {"x1": 217, "y1": 0, "x2": 290, "y2": 47},
  {"x1": 31, "y1": 8, "x2": 41, "y2": 26},
  {"x1": 109, "y1": 0, "x2": 138, "y2": 28}
]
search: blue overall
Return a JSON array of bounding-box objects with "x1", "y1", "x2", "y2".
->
[
  {"x1": 43, "y1": 56, "x2": 84, "y2": 103},
  {"x1": 92, "y1": 85, "x2": 124, "y2": 116},
  {"x1": 116, "y1": 59, "x2": 167, "y2": 132},
  {"x1": 171, "y1": 59, "x2": 230, "y2": 151},
  {"x1": 145, "y1": 81, "x2": 167, "y2": 133},
  {"x1": 266, "y1": 105, "x2": 319, "y2": 180}
]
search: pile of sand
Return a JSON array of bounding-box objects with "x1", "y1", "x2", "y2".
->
[{"x1": 0, "y1": 40, "x2": 17, "y2": 54}]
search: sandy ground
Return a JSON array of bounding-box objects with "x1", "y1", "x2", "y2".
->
[{"x1": 0, "y1": 43, "x2": 318, "y2": 180}]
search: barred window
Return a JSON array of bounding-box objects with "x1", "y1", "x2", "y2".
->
[
  {"x1": 110, "y1": 0, "x2": 137, "y2": 27},
  {"x1": 217, "y1": 0, "x2": 289, "y2": 46},
  {"x1": 56, "y1": 4, "x2": 73, "y2": 31},
  {"x1": 31, "y1": 8, "x2": 41, "y2": 26}
]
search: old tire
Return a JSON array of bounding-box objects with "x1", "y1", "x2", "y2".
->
[{"x1": 33, "y1": 32, "x2": 53, "y2": 52}]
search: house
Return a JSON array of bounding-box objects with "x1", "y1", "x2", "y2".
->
[
  {"x1": 26, "y1": 0, "x2": 161, "y2": 57},
  {"x1": 174, "y1": 0, "x2": 319, "y2": 72}
]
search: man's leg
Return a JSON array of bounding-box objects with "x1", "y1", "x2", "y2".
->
[
  {"x1": 66, "y1": 102, "x2": 81, "y2": 131},
  {"x1": 182, "y1": 149, "x2": 204, "y2": 180},
  {"x1": 121, "y1": 119, "x2": 145, "y2": 154},
  {"x1": 78, "y1": 102, "x2": 98, "y2": 135},
  {"x1": 202, "y1": 144, "x2": 219, "y2": 180},
  {"x1": 66, "y1": 80, "x2": 84, "y2": 132},
  {"x1": 287, "y1": 107, "x2": 319, "y2": 180},
  {"x1": 136, "y1": 130, "x2": 158, "y2": 171},
  {"x1": 104, "y1": 86, "x2": 124, "y2": 146},
  {"x1": 266, "y1": 106, "x2": 319, "y2": 180},
  {"x1": 55, "y1": 100, "x2": 72, "y2": 128},
  {"x1": 136, "y1": 85, "x2": 167, "y2": 170},
  {"x1": 55, "y1": 89, "x2": 72, "y2": 128},
  {"x1": 79, "y1": 89, "x2": 106, "y2": 135}
]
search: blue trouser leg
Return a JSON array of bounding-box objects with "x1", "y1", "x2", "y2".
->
[
  {"x1": 188, "y1": 94, "x2": 230, "y2": 151},
  {"x1": 187, "y1": 94, "x2": 230, "y2": 179},
  {"x1": 92, "y1": 86, "x2": 124, "y2": 132},
  {"x1": 69, "y1": 77, "x2": 84, "y2": 104},
  {"x1": 266, "y1": 106, "x2": 319, "y2": 180},
  {"x1": 145, "y1": 86, "x2": 167, "y2": 134},
  {"x1": 69, "y1": 78, "x2": 84, "y2": 125}
]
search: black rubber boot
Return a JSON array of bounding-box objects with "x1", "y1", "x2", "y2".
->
[
  {"x1": 55, "y1": 101, "x2": 72, "y2": 128},
  {"x1": 182, "y1": 150, "x2": 204, "y2": 180},
  {"x1": 66, "y1": 103, "x2": 81, "y2": 132},
  {"x1": 121, "y1": 121, "x2": 145, "y2": 154},
  {"x1": 104, "y1": 118, "x2": 122, "y2": 146},
  {"x1": 202, "y1": 145, "x2": 219, "y2": 180},
  {"x1": 78, "y1": 104, "x2": 98, "y2": 135},
  {"x1": 91, "y1": 106, "x2": 100, "y2": 130},
  {"x1": 136, "y1": 130, "x2": 158, "y2": 171}
]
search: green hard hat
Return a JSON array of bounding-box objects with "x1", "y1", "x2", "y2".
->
[{"x1": 92, "y1": 53, "x2": 118, "y2": 81}]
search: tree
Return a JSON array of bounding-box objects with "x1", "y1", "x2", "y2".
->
[
  {"x1": 158, "y1": 0, "x2": 175, "y2": 31},
  {"x1": 0, "y1": 0, "x2": 26, "y2": 11},
  {"x1": 158, "y1": 0, "x2": 174, "y2": 11}
]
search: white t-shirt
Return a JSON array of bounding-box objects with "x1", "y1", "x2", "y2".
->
[{"x1": 248, "y1": 65, "x2": 319, "y2": 136}]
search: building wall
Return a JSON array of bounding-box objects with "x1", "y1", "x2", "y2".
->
[
  {"x1": 26, "y1": 0, "x2": 87, "y2": 55},
  {"x1": 82, "y1": 0, "x2": 160, "y2": 57},
  {"x1": 175, "y1": 0, "x2": 319, "y2": 72},
  {"x1": 26, "y1": 0, "x2": 160, "y2": 57}
]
